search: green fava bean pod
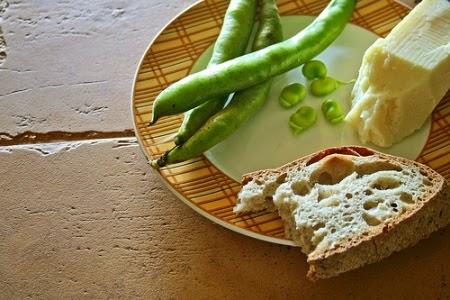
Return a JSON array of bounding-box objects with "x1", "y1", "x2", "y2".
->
[
  {"x1": 152, "y1": 0, "x2": 283, "y2": 168},
  {"x1": 150, "y1": 0, "x2": 356, "y2": 124},
  {"x1": 279, "y1": 83, "x2": 306, "y2": 108},
  {"x1": 289, "y1": 106, "x2": 317, "y2": 135},
  {"x1": 302, "y1": 60, "x2": 327, "y2": 80},
  {"x1": 322, "y1": 98, "x2": 345, "y2": 124},
  {"x1": 174, "y1": 0, "x2": 257, "y2": 145}
]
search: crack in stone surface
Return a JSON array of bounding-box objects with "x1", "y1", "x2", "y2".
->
[
  {"x1": 0, "y1": 137, "x2": 138, "y2": 156},
  {"x1": 0, "y1": 81, "x2": 109, "y2": 97},
  {"x1": 0, "y1": 0, "x2": 8, "y2": 65},
  {"x1": 0, "y1": 27, "x2": 6, "y2": 66},
  {"x1": 0, "y1": 129, "x2": 135, "y2": 146}
]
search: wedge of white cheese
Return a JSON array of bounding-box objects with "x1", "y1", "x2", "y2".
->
[{"x1": 345, "y1": 0, "x2": 450, "y2": 147}]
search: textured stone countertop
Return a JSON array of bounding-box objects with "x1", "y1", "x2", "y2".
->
[{"x1": 1, "y1": 0, "x2": 449, "y2": 299}]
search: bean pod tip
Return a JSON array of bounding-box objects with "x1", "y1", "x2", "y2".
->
[{"x1": 151, "y1": 152, "x2": 169, "y2": 169}]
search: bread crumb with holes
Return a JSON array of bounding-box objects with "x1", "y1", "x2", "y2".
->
[{"x1": 235, "y1": 146, "x2": 450, "y2": 280}]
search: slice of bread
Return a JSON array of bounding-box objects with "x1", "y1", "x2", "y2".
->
[{"x1": 235, "y1": 146, "x2": 450, "y2": 280}]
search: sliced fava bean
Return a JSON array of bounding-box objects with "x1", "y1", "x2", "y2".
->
[
  {"x1": 310, "y1": 77, "x2": 355, "y2": 97},
  {"x1": 302, "y1": 60, "x2": 327, "y2": 80},
  {"x1": 279, "y1": 83, "x2": 306, "y2": 108},
  {"x1": 322, "y1": 99, "x2": 345, "y2": 124},
  {"x1": 310, "y1": 77, "x2": 339, "y2": 96},
  {"x1": 289, "y1": 106, "x2": 317, "y2": 135}
]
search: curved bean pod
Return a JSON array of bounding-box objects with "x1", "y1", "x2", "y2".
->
[
  {"x1": 174, "y1": 98, "x2": 228, "y2": 145},
  {"x1": 174, "y1": 0, "x2": 257, "y2": 145},
  {"x1": 153, "y1": 0, "x2": 282, "y2": 167},
  {"x1": 151, "y1": 0, "x2": 356, "y2": 124}
]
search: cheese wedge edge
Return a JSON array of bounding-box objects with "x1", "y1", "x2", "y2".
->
[{"x1": 345, "y1": 0, "x2": 450, "y2": 147}]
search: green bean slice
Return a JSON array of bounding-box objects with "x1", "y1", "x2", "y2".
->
[
  {"x1": 289, "y1": 106, "x2": 317, "y2": 135},
  {"x1": 302, "y1": 60, "x2": 327, "y2": 80},
  {"x1": 322, "y1": 99, "x2": 345, "y2": 124},
  {"x1": 310, "y1": 77, "x2": 355, "y2": 97},
  {"x1": 279, "y1": 83, "x2": 306, "y2": 108},
  {"x1": 310, "y1": 77, "x2": 338, "y2": 97}
]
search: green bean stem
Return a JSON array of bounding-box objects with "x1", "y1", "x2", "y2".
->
[
  {"x1": 151, "y1": 0, "x2": 356, "y2": 124},
  {"x1": 153, "y1": 0, "x2": 283, "y2": 168},
  {"x1": 174, "y1": 0, "x2": 257, "y2": 145}
]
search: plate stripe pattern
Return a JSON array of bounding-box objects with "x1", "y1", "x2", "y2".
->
[{"x1": 133, "y1": 0, "x2": 449, "y2": 242}]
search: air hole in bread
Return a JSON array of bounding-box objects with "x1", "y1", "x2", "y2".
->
[
  {"x1": 312, "y1": 222, "x2": 325, "y2": 230},
  {"x1": 331, "y1": 228, "x2": 336, "y2": 233},
  {"x1": 317, "y1": 172, "x2": 333, "y2": 185},
  {"x1": 351, "y1": 147, "x2": 375, "y2": 156},
  {"x1": 356, "y1": 161, "x2": 402, "y2": 177},
  {"x1": 399, "y1": 192, "x2": 414, "y2": 204},
  {"x1": 344, "y1": 216, "x2": 353, "y2": 222},
  {"x1": 305, "y1": 147, "x2": 374, "y2": 166},
  {"x1": 364, "y1": 189, "x2": 373, "y2": 196},
  {"x1": 254, "y1": 179, "x2": 263, "y2": 185},
  {"x1": 291, "y1": 181, "x2": 310, "y2": 196},
  {"x1": 311, "y1": 156, "x2": 356, "y2": 185},
  {"x1": 363, "y1": 199, "x2": 379, "y2": 210},
  {"x1": 320, "y1": 197, "x2": 340, "y2": 207},
  {"x1": 265, "y1": 196, "x2": 273, "y2": 201},
  {"x1": 362, "y1": 213, "x2": 381, "y2": 226},
  {"x1": 423, "y1": 178, "x2": 432, "y2": 186},
  {"x1": 371, "y1": 177, "x2": 401, "y2": 190},
  {"x1": 390, "y1": 202, "x2": 398, "y2": 208},
  {"x1": 345, "y1": 193, "x2": 352, "y2": 199},
  {"x1": 276, "y1": 173, "x2": 287, "y2": 184}
]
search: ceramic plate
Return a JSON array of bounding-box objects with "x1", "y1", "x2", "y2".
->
[{"x1": 132, "y1": 0, "x2": 450, "y2": 245}]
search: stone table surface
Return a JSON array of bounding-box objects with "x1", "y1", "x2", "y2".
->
[{"x1": 0, "y1": 0, "x2": 448, "y2": 299}]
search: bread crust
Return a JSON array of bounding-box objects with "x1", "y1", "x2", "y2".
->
[
  {"x1": 242, "y1": 146, "x2": 375, "y2": 184},
  {"x1": 239, "y1": 146, "x2": 450, "y2": 280}
]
